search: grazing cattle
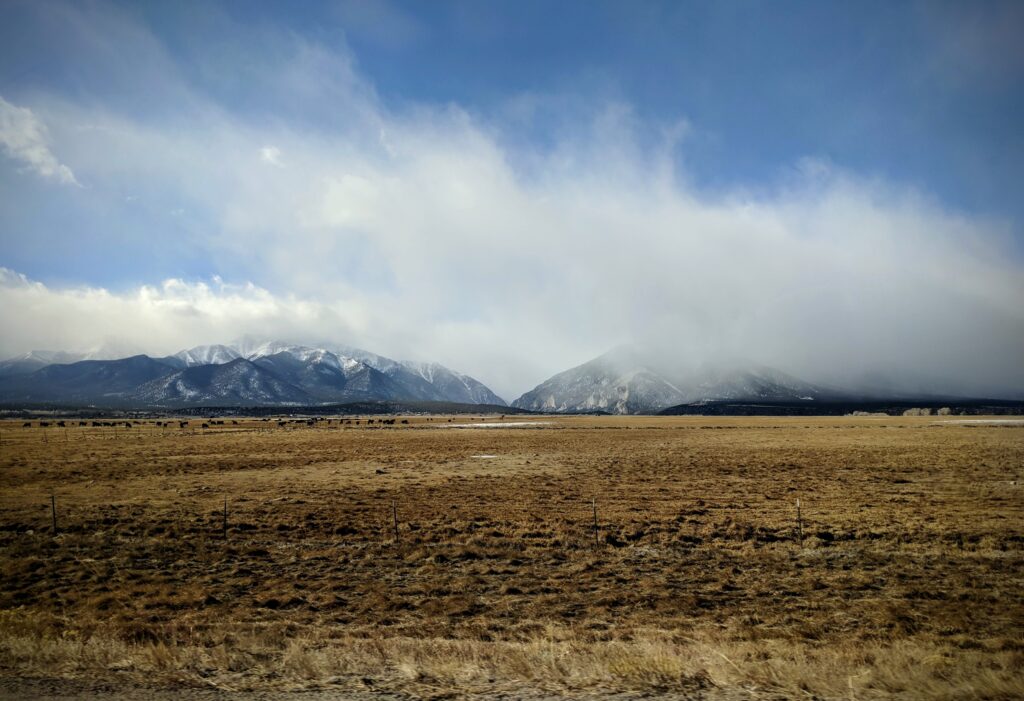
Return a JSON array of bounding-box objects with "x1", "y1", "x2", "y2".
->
[
  {"x1": 179, "y1": 421, "x2": 188, "y2": 428},
  {"x1": 201, "y1": 423, "x2": 209, "y2": 429},
  {"x1": 23, "y1": 422, "x2": 31, "y2": 427},
  {"x1": 124, "y1": 422, "x2": 132, "y2": 429},
  {"x1": 57, "y1": 421, "x2": 66, "y2": 427},
  {"x1": 232, "y1": 420, "x2": 238, "y2": 425},
  {"x1": 400, "y1": 419, "x2": 409, "y2": 424},
  {"x1": 79, "y1": 421, "x2": 87, "y2": 426},
  {"x1": 40, "y1": 422, "x2": 50, "y2": 428}
]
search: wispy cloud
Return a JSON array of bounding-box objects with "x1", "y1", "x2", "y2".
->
[
  {"x1": 0, "y1": 95, "x2": 80, "y2": 185},
  {"x1": 260, "y1": 145, "x2": 284, "y2": 167}
]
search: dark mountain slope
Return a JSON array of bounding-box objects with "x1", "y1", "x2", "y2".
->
[
  {"x1": 0, "y1": 355, "x2": 176, "y2": 404},
  {"x1": 130, "y1": 358, "x2": 313, "y2": 406}
]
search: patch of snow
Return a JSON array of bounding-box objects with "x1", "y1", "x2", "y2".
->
[
  {"x1": 173, "y1": 344, "x2": 241, "y2": 366},
  {"x1": 934, "y1": 419, "x2": 1024, "y2": 425}
]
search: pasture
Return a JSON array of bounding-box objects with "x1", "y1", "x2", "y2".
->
[{"x1": 0, "y1": 415, "x2": 1021, "y2": 698}]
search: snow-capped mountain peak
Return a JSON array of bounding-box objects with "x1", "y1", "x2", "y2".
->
[
  {"x1": 172, "y1": 344, "x2": 241, "y2": 367},
  {"x1": 228, "y1": 340, "x2": 507, "y2": 406},
  {"x1": 237, "y1": 340, "x2": 312, "y2": 360},
  {"x1": 0, "y1": 338, "x2": 507, "y2": 407},
  {"x1": 511, "y1": 348, "x2": 830, "y2": 414}
]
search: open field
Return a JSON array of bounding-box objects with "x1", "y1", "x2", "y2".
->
[{"x1": 0, "y1": 415, "x2": 1022, "y2": 699}]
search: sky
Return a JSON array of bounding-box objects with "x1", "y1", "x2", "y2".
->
[{"x1": 1, "y1": 0, "x2": 1023, "y2": 400}]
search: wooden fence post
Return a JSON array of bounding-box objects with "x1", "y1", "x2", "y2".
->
[{"x1": 796, "y1": 498, "x2": 803, "y2": 547}]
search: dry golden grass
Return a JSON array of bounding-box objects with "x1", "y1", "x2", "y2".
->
[{"x1": 0, "y1": 415, "x2": 1022, "y2": 698}]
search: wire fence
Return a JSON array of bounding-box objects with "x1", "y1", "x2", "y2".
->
[{"x1": 0, "y1": 489, "x2": 823, "y2": 553}]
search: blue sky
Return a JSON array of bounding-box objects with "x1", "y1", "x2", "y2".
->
[{"x1": 1, "y1": 0, "x2": 1023, "y2": 397}]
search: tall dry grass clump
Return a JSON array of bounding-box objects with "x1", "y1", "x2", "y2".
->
[{"x1": 1, "y1": 611, "x2": 1021, "y2": 698}]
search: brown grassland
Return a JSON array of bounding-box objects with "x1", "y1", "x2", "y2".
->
[{"x1": 0, "y1": 415, "x2": 1021, "y2": 699}]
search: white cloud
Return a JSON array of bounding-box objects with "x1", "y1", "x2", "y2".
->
[
  {"x1": 260, "y1": 145, "x2": 284, "y2": 167},
  {"x1": 0, "y1": 95, "x2": 80, "y2": 185},
  {"x1": 3, "y1": 135, "x2": 1024, "y2": 401},
  {"x1": 0, "y1": 268, "x2": 368, "y2": 363}
]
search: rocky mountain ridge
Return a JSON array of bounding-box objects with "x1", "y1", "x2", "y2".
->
[{"x1": 0, "y1": 341, "x2": 506, "y2": 408}]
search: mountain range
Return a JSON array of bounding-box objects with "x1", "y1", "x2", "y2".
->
[
  {"x1": 2, "y1": 343, "x2": 996, "y2": 414},
  {"x1": 0, "y1": 342, "x2": 506, "y2": 408}
]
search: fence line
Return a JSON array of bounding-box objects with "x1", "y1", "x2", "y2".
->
[{"x1": 0, "y1": 492, "x2": 824, "y2": 552}]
